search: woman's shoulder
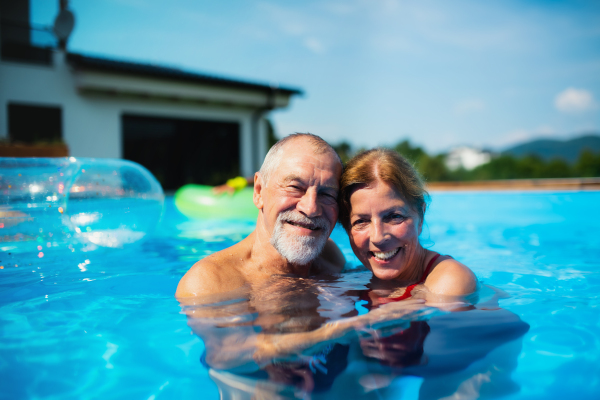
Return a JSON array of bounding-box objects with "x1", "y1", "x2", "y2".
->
[{"x1": 424, "y1": 254, "x2": 477, "y2": 296}]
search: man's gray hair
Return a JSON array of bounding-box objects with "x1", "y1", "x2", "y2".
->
[{"x1": 259, "y1": 133, "x2": 342, "y2": 186}]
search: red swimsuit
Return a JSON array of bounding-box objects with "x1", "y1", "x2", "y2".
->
[{"x1": 376, "y1": 253, "x2": 442, "y2": 304}]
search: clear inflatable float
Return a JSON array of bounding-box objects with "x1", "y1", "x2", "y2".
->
[{"x1": 0, "y1": 157, "x2": 164, "y2": 251}]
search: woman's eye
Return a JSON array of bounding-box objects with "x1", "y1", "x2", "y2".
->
[
  {"x1": 352, "y1": 219, "x2": 368, "y2": 229},
  {"x1": 387, "y1": 214, "x2": 406, "y2": 223}
]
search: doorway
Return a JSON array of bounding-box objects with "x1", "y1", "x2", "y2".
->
[{"x1": 122, "y1": 114, "x2": 240, "y2": 191}]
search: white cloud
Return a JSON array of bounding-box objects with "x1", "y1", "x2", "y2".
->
[
  {"x1": 555, "y1": 88, "x2": 596, "y2": 113},
  {"x1": 303, "y1": 37, "x2": 326, "y2": 54},
  {"x1": 454, "y1": 99, "x2": 485, "y2": 115}
]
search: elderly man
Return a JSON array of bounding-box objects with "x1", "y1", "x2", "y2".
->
[{"x1": 176, "y1": 133, "x2": 346, "y2": 297}]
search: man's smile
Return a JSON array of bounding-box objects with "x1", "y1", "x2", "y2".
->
[
  {"x1": 278, "y1": 210, "x2": 330, "y2": 235},
  {"x1": 285, "y1": 220, "x2": 320, "y2": 231}
]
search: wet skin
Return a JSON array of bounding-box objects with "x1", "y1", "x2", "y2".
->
[
  {"x1": 176, "y1": 137, "x2": 344, "y2": 297},
  {"x1": 348, "y1": 180, "x2": 424, "y2": 282},
  {"x1": 347, "y1": 179, "x2": 477, "y2": 297},
  {"x1": 254, "y1": 141, "x2": 341, "y2": 252}
]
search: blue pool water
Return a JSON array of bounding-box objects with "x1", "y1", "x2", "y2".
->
[{"x1": 1, "y1": 191, "x2": 599, "y2": 399}]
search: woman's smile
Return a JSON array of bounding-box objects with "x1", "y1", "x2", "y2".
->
[{"x1": 370, "y1": 247, "x2": 402, "y2": 262}]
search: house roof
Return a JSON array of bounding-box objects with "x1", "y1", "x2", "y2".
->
[{"x1": 66, "y1": 53, "x2": 303, "y2": 96}]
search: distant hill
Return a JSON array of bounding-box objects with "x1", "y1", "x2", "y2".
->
[{"x1": 503, "y1": 134, "x2": 600, "y2": 163}]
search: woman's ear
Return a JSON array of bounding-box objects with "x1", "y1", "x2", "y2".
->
[{"x1": 253, "y1": 172, "x2": 264, "y2": 209}]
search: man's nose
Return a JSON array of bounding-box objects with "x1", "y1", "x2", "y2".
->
[{"x1": 296, "y1": 190, "x2": 321, "y2": 218}]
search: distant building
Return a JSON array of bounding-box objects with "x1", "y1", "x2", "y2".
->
[
  {"x1": 0, "y1": 0, "x2": 302, "y2": 189},
  {"x1": 445, "y1": 146, "x2": 492, "y2": 171}
]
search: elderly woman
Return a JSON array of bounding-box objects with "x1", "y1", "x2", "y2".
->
[{"x1": 339, "y1": 148, "x2": 477, "y2": 302}]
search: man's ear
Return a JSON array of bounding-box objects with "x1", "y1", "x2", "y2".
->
[{"x1": 253, "y1": 172, "x2": 264, "y2": 209}]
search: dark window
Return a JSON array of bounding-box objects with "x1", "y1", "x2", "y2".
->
[
  {"x1": 0, "y1": 41, "x2": 53, "y2": 65},
  {"x1": 122, "y1": 114, "x2": 240, "y2": 190},
  {"x1": 0, "y1": 0, "x2": 54, "y2": 65},
  {"x1": 8, "y1": 103, "x2": 62, "y2": 143}
]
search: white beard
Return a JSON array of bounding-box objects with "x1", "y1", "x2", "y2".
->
[{"x1": 270, "y1": 210, "x2": 330, "y2": 266}]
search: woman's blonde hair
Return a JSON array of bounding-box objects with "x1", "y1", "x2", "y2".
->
[{"x1": 339, "y1": 148, "x2": 429, "y2": 231}]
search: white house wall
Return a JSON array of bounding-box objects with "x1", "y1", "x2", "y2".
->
[{"x1": 1, "y1": 51, "x2": 267, "y2": 176}]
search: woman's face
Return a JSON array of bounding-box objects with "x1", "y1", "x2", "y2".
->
[{"x1": 348, "y1": 179, "x2": 423, "y2": 281}]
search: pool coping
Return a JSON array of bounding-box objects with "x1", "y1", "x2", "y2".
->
[{"x1": 426, "y1": 177, "x2": 600, "y2": 191}]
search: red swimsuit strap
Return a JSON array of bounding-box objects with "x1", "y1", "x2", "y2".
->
[{"x1": 379, "y1": 253, "x2": 442, "y2": 303}]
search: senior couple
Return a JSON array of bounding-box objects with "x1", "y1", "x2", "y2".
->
[
  {"x1": 174, "y1": 136, "x2": 530, "y2": 397},
  {"x1": 177, "y1": 133, "x2": 476, "y2": 300},
  {"x1": 176, "y1": 133, "x2": 481, "y2": 374}
]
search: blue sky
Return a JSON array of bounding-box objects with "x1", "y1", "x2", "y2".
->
[{"x1": 32, "y1": 0, "x2": 600, "y2": 153}]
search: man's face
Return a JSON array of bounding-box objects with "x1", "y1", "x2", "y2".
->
[{"x1": 255, "y1": 140, "x2": 342, "y2": 265}]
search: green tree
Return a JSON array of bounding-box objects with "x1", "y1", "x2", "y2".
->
[
  {"x1": 418, "y1": 154, "x2": 452, "y2": 181},
  {"x1": 574, "y1": 150, "x2": 600, "y2": 177},
  {"x1": 541, "y1": 158, "x2": 572, "y2": 178},
  {"x1": 329, "y1": 137, "x2": 599, "y2": 181},
  {"x1": 390, "y1": 139, "x2": 452, "y2": 182},
  {"x1": 394, "y1": 140, "x2": 426, "y2": 164},
  {"x1": 332, "y1": 141, "x2": 353, "y2": 164},
  {"x1": 516, "y1": 155, "x2": 546, "y2": 179},
  {"x1": 469, "y1": 155, "x2": 519, "y2": 180}
]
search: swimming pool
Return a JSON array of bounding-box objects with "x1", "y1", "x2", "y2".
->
[{"x1": 1, "y1": 191, "x2": 599, "y2": 399}]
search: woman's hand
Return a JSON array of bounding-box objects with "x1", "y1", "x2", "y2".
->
[{"x1": 354, "y1": 298, "x2": 428, "y2": 330}]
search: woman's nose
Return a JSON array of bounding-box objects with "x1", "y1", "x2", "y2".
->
[
  {"x1": 370, "y1": 220, "x2": 387, "y2": 245},
  {"x1": 296, "y1": 190, "x2": 320, "y2": 218}
]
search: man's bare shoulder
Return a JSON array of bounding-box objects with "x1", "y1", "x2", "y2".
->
[
  {"x1": 175, "y1": 240, "x2": 250, "y2": 298},
  {"x1": 175, "y1": 259, "x2": 222, "y2": 298}
]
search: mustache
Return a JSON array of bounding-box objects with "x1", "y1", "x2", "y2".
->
[{"x1": 277, "y1": 210, "x2": 331, "y2": 231}]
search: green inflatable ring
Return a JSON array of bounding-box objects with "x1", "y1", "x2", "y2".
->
[{"x1": 174, "y1": 184, "x2": 258, "y2": 219}]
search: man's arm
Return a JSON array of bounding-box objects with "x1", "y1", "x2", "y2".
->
[{"x1": 184, "y1": 296, "x2": 427, "y2": 372}]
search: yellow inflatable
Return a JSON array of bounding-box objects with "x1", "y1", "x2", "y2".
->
[{"x1": 174, "y1": 184, "x2": 258, "y2": 219}]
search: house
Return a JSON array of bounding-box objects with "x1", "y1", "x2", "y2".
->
[
  {"x1": 445, "y1": 146, "x2": 492, "y2": 171},
  {"x1": 0, "y1": 0, "x2": 302, "y2": 189}
]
